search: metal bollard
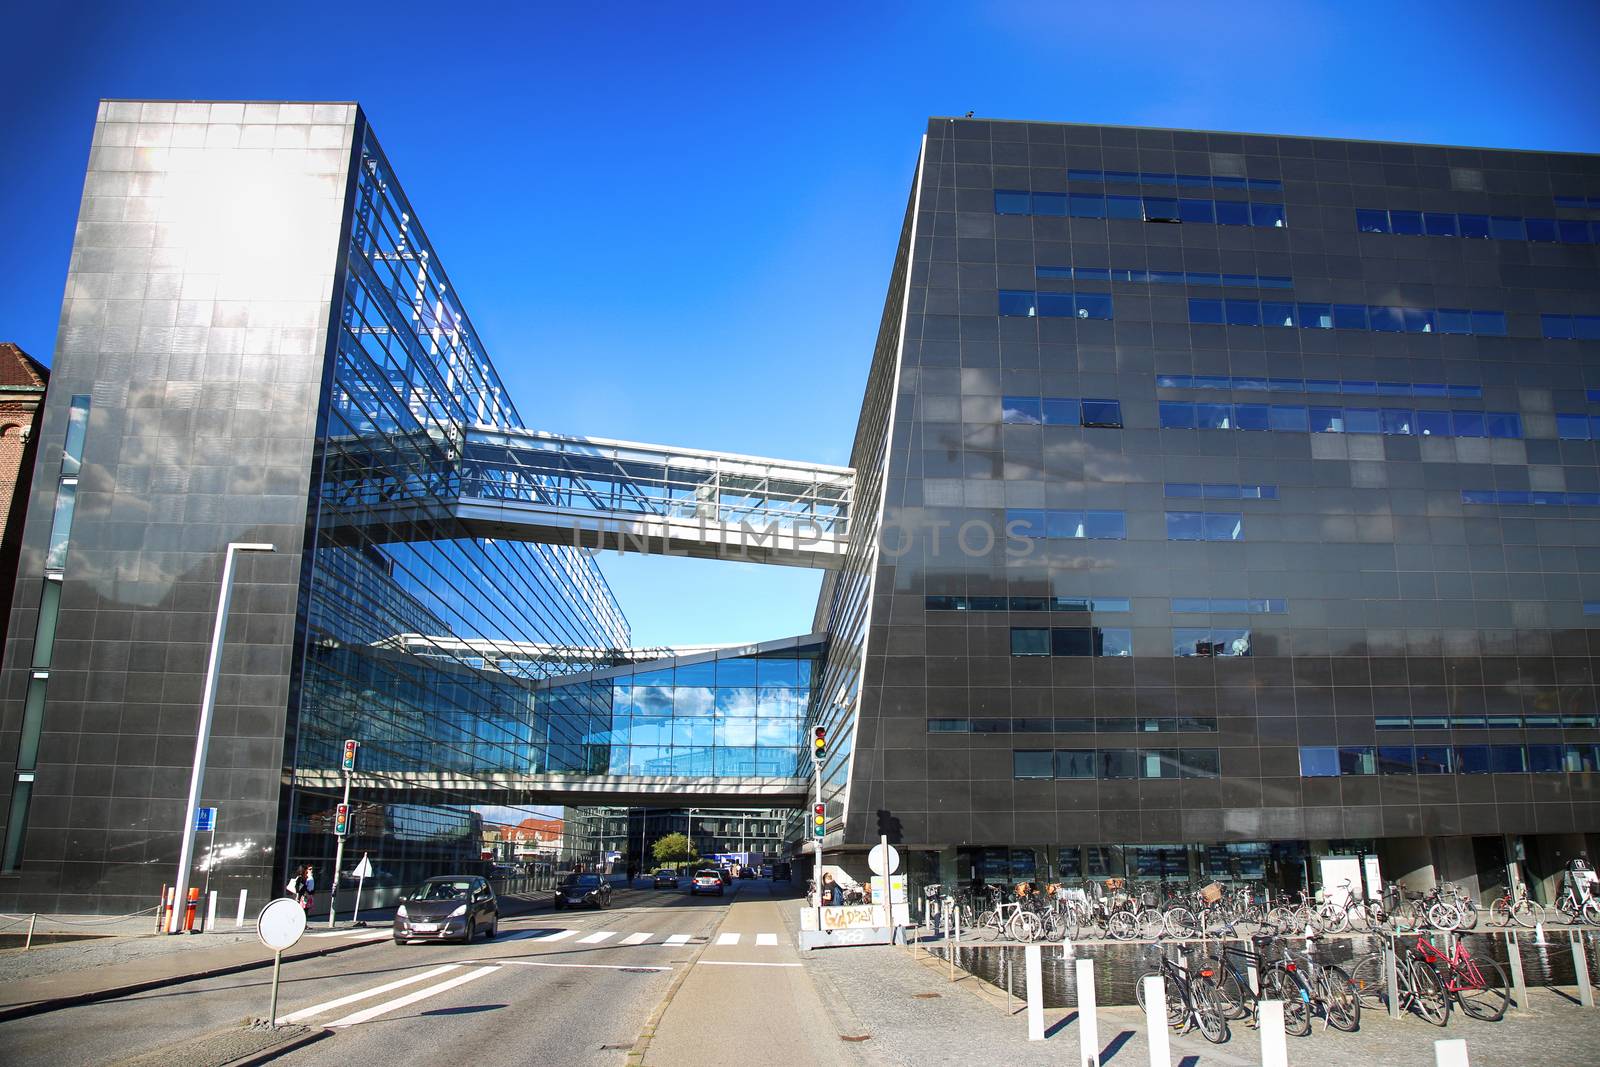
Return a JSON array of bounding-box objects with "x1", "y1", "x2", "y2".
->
[
  {"x1": 1259, "y1": 999, "x2": 1287, "y2": 1067},
  {"x1": 1142, "y1": 973, "x2": 1170, "y2": 1067},
  {"x1": 1575, "y1": 931, "x2": 1595, "y2": 1009},
  {"x1": 1005, "y1": 951, "x2": 1013, "y2": 1015},
  {"x1": 1434, "y1": 1037, "x2": 1470, "y2": 1066},
  {"x1": 1025, "y1": 943, "x2": 1044, "y2": 1039},
  {"x1": 1385, "y1": 937, "x2": 1402, "y2": 1020},
  {"x1": 236, "y1": 889, "x2": 248, "y2": 928},
  {"x1": 24, "y1": 913, "x2": 37, "y2": 951},
  {"x1": 206, "y1": 891, "x2": 218, "y2": 933},
  {"x1": 1077, "y1": 957, "x2": 1100, "y2": 1067},
  {"x1": 1505, "y1": 931, "x2": 1529, "y2": 1012}
]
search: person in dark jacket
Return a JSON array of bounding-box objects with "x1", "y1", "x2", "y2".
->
[{"x1": 821, "y1": 872, "x2": 844, "y2": 906}]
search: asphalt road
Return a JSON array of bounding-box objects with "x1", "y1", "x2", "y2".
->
[{"x1": 0, "y1": 881, "x2": 786, "y2": 1067}]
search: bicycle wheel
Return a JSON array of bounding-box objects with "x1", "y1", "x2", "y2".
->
[
  {"x1": 1266, "y1": 906, "x2": 1297, "y2": 934},
  {"x1": 1347, "y1": 953, "x2": 1389, "y2": 1010},
  {"x1": 1490, "y1": 897, "x2": 1512, "y2": 927},
  {"x1": 1196, "y1": 956, "x2": 1250, "y2": 1020},
  {"x1": 1455, "y1": 955, "x2": 1509, "y2": 1022},
  {"x1": 1164, "y1": 907, "x2": 1198, "y2": 939},
  {"x1": 1345, "y1": 902, "x2": 1374, "y2": 932},
  {"x1": 1010, "y1": 911, "x2": 1043, "y2": 943},
  {"x1": 1262, "y1": 967, "x2": 1313, "y2": 1036},
  {"x1": 1190, "y1": 978, "x2": 1231, "y2": 1044},
  {"x1": 1058, "y1": 907, "x2": 1080, "y2": 941},
  {"x1": 1509, "y1": 898, "x2": 1538, "y2": 928},
  {"x1": 1427, "y1": 900, "x2": 1463, "y2": 931},
  {"x1": 1315, "y1": 902, "x2": 1349, "y2": 933},
  {"x1": 972, "y1": 910, "x2": 1000, "y2": 942},
  {"x1": 1107, "y1": 912, "x2": 1138, "y2": 941},
  {"x1": 1456, "y1": 902, "x2": 1480, "y2": 930},
  {"x1": 1584, "y1": 899, "x2": 1600, "y2": 927},
  {"x1": 1401, "y1": 957, "x2": 1450, "y2": 1026},
  {"x1": 1137, "y1": 909, "x2": 1166, "y2": 941},
  {"x1": 1319, "y1": 965, "x2": 1361, "y2": 1032},
  {"x1": 1134, "y1": 970, "x2": 1187, "y2": 1027}
]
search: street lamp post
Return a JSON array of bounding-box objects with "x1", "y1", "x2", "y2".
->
[
  {"x1": 168, "y1": 542, "x2": 274, "y2": 933},
  {"x1": 686, "y1": 808, "x2": 700, "y2": 867}
]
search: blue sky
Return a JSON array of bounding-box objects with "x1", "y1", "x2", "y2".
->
[{"x1": 3, "y1": 1, "x2": 1596, "y2": 647}]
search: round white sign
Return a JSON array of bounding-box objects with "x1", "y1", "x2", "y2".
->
[
  {"x1": 257, "y1": 897, "x2": 308, "y2": 951},
  {"x1": 867, "y1": 843, "x2": 900, "y2": 876}
]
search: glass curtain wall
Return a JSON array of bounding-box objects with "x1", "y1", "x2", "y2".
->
[
  {"x1": 534, "y1": 640, "x2": 821, "y2": 779},
  {"x1": 284, "y1": 119, "x2": 631, "y2": 893}
]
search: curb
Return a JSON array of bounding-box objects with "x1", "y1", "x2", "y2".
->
[
  {"x1": 0, "y1": 895, "x2": 555, "y2": 1024},
  {"x1": 625, "y1": 912, "x2": 726, "y2": 1065}
]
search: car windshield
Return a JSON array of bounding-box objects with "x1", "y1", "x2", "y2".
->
[
  {"x1": 561, "y1": 874, "x2": 602, "y2": 887},
  {"x1": 697, "y1": 870, "x2": 720, "y2": 878},
  {"x1": 656, "y1": 869, "x2": 675, "y2": 876},
  {"x1": 414, "y1": 880, "x2": 472, "y2": 900}
]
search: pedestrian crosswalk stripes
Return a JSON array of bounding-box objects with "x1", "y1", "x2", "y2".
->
[{"x1": 312, "y1": 924, "x2": 783, "y2": 947}]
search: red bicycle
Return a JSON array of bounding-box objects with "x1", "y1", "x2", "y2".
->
[{"x1": 1413, "y1": 934, "x2": 1510, "y2": 1021}]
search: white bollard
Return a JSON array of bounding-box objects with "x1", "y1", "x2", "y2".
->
[
  {"x1": 206, "y1": 891, "x2": 217, "y2": 932},
  {"x1": 235, "y1": 889, "x2": 248, "y2": 928},
  {"x1": 1143, "y1": 973, "x2": 1170, "y2": 1067},
  {"x1": 1259, "y1": 1000, "x2": 1287, "y2": 1067},
  {"x1": 1025, "y1": 943, "x2": 1044, "y2": 1040},
  {"x1": 1434, "y1": 1037, "x2": 1470, "y2": 1067},
  {"x1": 1077, "y1": 957, "x2": 1100, "y2": 1067}
]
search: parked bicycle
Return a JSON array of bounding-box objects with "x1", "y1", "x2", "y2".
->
[
  {"x1": 1412, "y1": 932, "x2": 1509, "y2": 1021},
  {"x1": 1135, "y1": 951, "x2": 1229, "y2": 1043},
  {"x1": 1349, "y1": 939, "x2": 1451, "y2": 1025}
]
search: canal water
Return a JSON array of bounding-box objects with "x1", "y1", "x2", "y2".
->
[{"x1": 927, "y1": 928, "x2": 1600, "y2": 1008}]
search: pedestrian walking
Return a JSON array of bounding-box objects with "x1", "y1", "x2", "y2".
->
[{"x1": 301, "y1": 865, "x2": 317, "y2": 911}]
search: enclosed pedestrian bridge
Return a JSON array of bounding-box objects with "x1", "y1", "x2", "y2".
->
[{"x1": 319, "y1": 425, "x2": 855, "y2": 568}]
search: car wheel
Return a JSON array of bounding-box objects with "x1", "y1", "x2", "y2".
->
[
  {"x1": 485, "y1": 917, "x2": 498, "y2": 940},
  {"x1": 393, "y1": 937, "x2": 406, "y2": 945},
  {"x1": 553, "y1": 901, "x2": 562, "y2": 910}
]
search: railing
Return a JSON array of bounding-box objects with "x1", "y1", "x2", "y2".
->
[{"x1": 459, "y1": 427, "x2": 854, "y2": 535}]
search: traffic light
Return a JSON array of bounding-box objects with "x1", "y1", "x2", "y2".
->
[
  {"x1": 334, "y1": 803, "x2": 350, "y2": 837},
  {"x1": 812, "y1": 726, "x2": 826, "y2": 763},
  {"x1": 341, "y1": 739, "x2": 359, "y2": 772},
  {"x1": 811, "y1": 803, "x2": 825, "y2": 838}
]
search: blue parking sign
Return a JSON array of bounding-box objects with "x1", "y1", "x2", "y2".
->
[{"x1": 195, "y1": 807, "x2": 216, "y2": 832}]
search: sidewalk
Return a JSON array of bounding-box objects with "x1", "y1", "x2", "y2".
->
[
  {"x1": 639, "y1": 884, "x2": 855, "y2": 1067},
  {"x1": 0, "y1": 888, "x2": 552, "y2": 1021},
  {"x1": 786, "y1": 912, "x2": 1600, "y2": 1066}
]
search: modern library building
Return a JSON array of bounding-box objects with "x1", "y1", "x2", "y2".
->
[{"x1": 2, "y1": 103, "x2": 1597, "y2": 914}]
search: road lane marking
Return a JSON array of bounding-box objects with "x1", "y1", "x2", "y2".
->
[
  {"x1": 663, "y1": 934, "x2": 691, "y2": 946},
  {"x1": 537, "y1": 929, "x2": 579, "y2": 942},
  {"x1": 279, "y1": 964, "x2": 460, "y2": 1023},
  {"x1": 756, "y1": 933, "x2": 778, "y2": 946},
  {"x1": 716, "y1": 933, "x2": 741, "y2": 946},
  {"x1": 494, "y1": 959, "x2": 670, "y2": 971},
  {"x1": 697, "y1": 960, "x2": 802, "y2": 968},
  {"x1": 579, "y1": 930, "x2": 618, "y2": 943},
  {"x1": 620, "y1": 931, "x2": 652, "y2": 944},
  {"x1": 326, "y1": 965, "x2": 500, "y2": 1027}
]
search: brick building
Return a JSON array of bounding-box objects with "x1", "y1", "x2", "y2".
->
[{"x1": 0, "y1": 345, "x2": 47, "y2": 661}]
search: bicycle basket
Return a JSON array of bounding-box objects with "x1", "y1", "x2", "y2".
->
[
  {"x1": 1200, "y1": 881, "x2": 1224, "y2": 904},
  {"x1": 1139, "y1": 890, "x2": 1160, "y2": 908}
]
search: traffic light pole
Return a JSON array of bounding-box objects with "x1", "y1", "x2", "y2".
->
[
  {"x1": 813, "y1": 760, "x2": 823, "y2": 911},
  {"x1": 327, "y1": 767, "x2": 352, "y2": 928}
]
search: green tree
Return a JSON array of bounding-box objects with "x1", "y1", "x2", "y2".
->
[{"x1": 652, "y1": 832, "x2": 697, "y2": 868}]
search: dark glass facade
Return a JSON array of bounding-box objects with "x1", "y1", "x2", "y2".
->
[
  {"x1": 0, "y1": 102, "x2": 629, "y2": 913},
  {"x1": 825, "y1": 117, "x2": 1600, "y2": 904}
]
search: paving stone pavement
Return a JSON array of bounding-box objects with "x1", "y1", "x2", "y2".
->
[{"x1": 784, "y1": 910, "x2": 1600, "y2": 1066}]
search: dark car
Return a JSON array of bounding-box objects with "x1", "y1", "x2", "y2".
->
[
  {"x1": 394, "y1": 875, "x2": 498, "y2": 944},
  {"x1": 653, "y1": 868, "x2": 679, "y2": 889},
  {"x1": 689, "y1": 868, "x2": 725, "y2": 896},
  {"x1": 554, "y1": 873, "x2": 612, "y2": 909},
  {"x1": 716, "y1": 868, "x2": 733, "y2": 887}
]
